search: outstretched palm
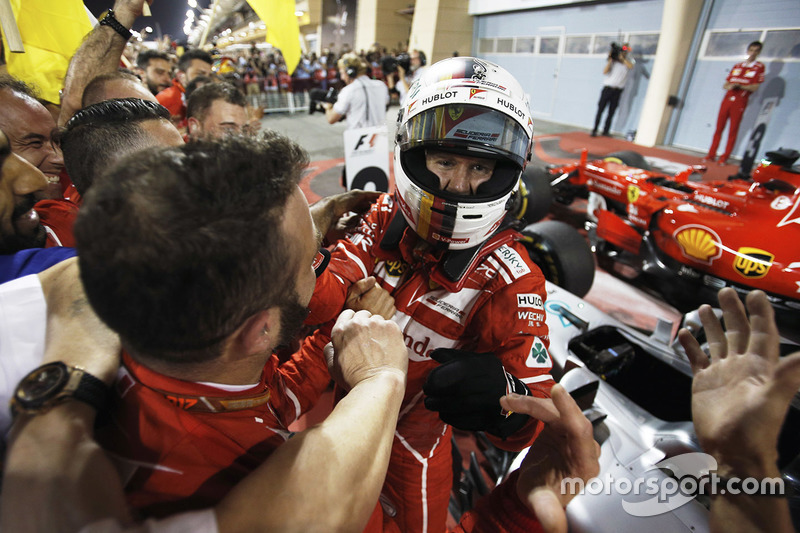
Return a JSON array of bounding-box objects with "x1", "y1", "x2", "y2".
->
[{"x1": 678, "y1": 288, "x2": 800, "y2": 466}]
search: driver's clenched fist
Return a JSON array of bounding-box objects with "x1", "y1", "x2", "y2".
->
[{"x1": 325, "y1": 309, "x2": 408, "y2": 391}]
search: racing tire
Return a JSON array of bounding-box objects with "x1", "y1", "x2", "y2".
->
[
  {"x1": 513, "y1": 166, "x2": 553, "y2": 224},
  {"x1": 519, "y1": 220, "x2": 596, "y2": 297},
  {"x1": 604, "y1": 150, "x2": 651, "y2": 171}
]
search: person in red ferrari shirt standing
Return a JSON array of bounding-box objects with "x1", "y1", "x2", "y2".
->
[
  {"x1": 703, "y1": 41, "x2": 765, "y2": 166},
  {"x1": 155, "y1": 49, "x2": 214, "y2": 129}
]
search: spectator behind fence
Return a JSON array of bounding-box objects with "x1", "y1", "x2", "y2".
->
[
  {"x1": 156, "y1": 49, "x2": 214, "y2": 129},
  {"x1": 135, "y1": 49, "x2": 172, "y2": 95},
  {"x1": 186, "y1": 82, "x2": 251, "y2": 140}
]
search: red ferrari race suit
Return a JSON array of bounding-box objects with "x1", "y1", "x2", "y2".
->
[
  {"x1": 707, "y1": 59, "x2": 765, "y2": 161},
  {"x1": 156, "y1": 79, "x2": 188, "y2": 129},
  {"x1": 307, "y1": 193, "x2": 555, "y2": 533},
  {"x1": 38, "y1": 198, "x2": 78, "y2": 247},
  {"x1": 96, "y1": 347, "x2": 330, "y2": 518}
]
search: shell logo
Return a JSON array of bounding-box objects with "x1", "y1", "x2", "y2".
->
[{"x1": 674, "y1": 225, "x2": 722, "y2": 264}]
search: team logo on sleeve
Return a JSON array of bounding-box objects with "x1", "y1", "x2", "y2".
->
[
  {"x1": 525, "y1": 338, "x2": 551, "y2": 368},
  {"x1": 495, "y1": 245, "x2": 531, "y2": 279},
  {"x1": 517, "y1": 293, "x2": 543, "y2": 309}
]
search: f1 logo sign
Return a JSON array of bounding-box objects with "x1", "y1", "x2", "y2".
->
[
  {"x1": 344, "y1": 126, "x2": 390, "y2": 192},
  {"x1": 354, "y1": 134, "x2": 378, "y2": 151}
]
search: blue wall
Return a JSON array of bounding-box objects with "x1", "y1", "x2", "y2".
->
[
  {"x1": 671, "y1": 0, "x2": 800, "y2": 157},
  {"x1": 474, "y1": 0, "x2": 663, "y2": 135},
  {"x1": 473, "y1": 0, "x2": 800, "y2": 159}
]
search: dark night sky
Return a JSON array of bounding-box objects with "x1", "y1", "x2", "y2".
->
[{"x1": 83, "y1": 1, "x2": 212, "y2": 43}]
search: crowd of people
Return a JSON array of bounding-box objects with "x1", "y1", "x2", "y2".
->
[
  {"x1": 0, "y1": 1, "x2": 797, "y2": 532},
  {"x1": 231, "y1": 43, "x2": 429, "y2": 106},
  {"x1": 121, "y1": 37, "x2": 428, "y2": 111}
]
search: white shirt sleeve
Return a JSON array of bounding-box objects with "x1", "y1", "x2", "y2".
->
[
  {"x1": 79, "y1": 509, "x2": 219, "y2": 533},
  {"x1": 0, "y1": 274, "x2": 47, "y2": 438}
]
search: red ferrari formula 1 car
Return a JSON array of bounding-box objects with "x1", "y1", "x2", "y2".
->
[{"x1": 532, "y1": 148, "x2": 800, "y2": 337}]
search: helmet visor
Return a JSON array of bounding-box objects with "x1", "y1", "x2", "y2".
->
[{"x1": 398, "y1": 104, "x2": 530, "y2": 169}]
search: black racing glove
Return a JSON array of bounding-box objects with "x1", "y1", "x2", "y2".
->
[{"x1": 422, "y1": 348, "x2": 531, "y2": 439}]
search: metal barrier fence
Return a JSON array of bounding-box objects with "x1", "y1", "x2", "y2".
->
[{"x1": 248, "y1": 91, "x2": 310, "y2": 114}]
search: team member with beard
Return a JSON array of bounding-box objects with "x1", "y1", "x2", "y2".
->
[
  {"x1": 136, "y1": 50, "x2": 173, "y2": 96},
  {"x1": 0, "y1": 77, "x2": 66, "y2": 201},
  {"x1": 69, "y1": 134, "x2": 342, "y2": 515},
  {"x1": 0, "y1": 127, "x2": 74, "y2": 282}
]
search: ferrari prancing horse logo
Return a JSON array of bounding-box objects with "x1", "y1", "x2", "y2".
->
[{"x1": 627, "y1": 185, "x2": 640, "y2": 204}]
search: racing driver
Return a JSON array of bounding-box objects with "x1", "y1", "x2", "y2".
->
[{"x1": 305, "y1": 57, "x2": 555, "y2": 533}]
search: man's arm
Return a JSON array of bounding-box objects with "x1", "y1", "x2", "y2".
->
[
  {"x1": 678, "y1": 288, "x2": 800, "y2": 533},
  {"x1": 724, "y1": 81, "x2": 762, "y2": 92},
  {"x1": 1, "y1": 259, "x2": 128, "y2": 533},
  {"x1": 217, "y1": 309, "x2": 407, "y2": 533},
  {"x1": 424, "y1": 270, "x2": 554, "y2": 450},
  {"x1": 452, "y1": 385, "x2": 600, "y2": 533},
  {"x1": 323, "y1": 101, "x2": 344, "y2": 124},
  {"x1": 345, "y1": 276, "x2": 396, "y2": 320},
  {"x1": 2, "y1": 288, "x2": 408, "y2": 533},
  {"x1": 306, "y1": 194, "x2": 390, "y2": 325},
  {"x1": 58, "y1": 0, "x2": 150, "y2": 126},
  {"x1": 309, "y1": 190, "x2": 381, "y2": 241},
  {"x1": 396, "y1": 65, "x2": 411, "y2": 93}
]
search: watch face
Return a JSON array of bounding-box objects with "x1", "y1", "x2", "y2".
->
[{"x1": 16, "y1": 363, "x2": 68, "y2": 406}]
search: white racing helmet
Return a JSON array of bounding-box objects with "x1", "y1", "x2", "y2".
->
[{"x1": 394, "y1": 57, "x2": 533, "y2": 250}]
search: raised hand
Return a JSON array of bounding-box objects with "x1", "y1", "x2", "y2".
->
[
  {"x1": 678, "y1": 288, "x2": 800, "y2": 475},
  {"x1": 501, "y1": 385, "x2": 600, "y2": 533}
]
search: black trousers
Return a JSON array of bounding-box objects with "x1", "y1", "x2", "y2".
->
[{"x1": 593, "y1": 86, "x2": 624, "y2": 135}]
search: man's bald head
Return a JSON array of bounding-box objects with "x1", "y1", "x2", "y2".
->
[{"x1": 82, "y1": 71, "x2": 158, "y2": 108}]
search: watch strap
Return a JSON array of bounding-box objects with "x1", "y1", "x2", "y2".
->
[
  {"x1": 99, "y1": 9, "x2": 132, "y2": 41},
  {"x1": 71, "y1": 369, "x2": 111, "y2": 412},
  {"x1": 11, "y1": 363, "x2": 110, "y2": 419}
]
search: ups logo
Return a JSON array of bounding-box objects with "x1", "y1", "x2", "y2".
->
[
  {"x1": 733, "y1": 247, "x2": 773, "y2": 278},
  {"x1": 385, "y1": 259, "x2": 408, "y2": 277}
]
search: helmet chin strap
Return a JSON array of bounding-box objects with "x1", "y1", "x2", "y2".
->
[{"x1": 379, "y1": 207, "x2": 518, "y2": 290}]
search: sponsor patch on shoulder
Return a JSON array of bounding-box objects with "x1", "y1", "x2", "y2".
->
[
  {"x1": 525, "y1": 337, "x2": 551, "y2": 368},
  {"x1": 495, "y1": 245, "x2": 531, "y2": 279},
  {"x1": 517, "y1": 293, "x2": 543, "y2": 309}
]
